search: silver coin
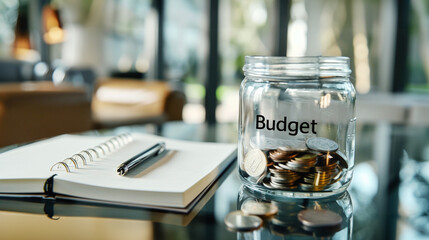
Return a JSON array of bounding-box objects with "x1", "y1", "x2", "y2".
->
[
  {"x1": 244, "y1": 149, "x2": 267, "y2": 177},
  {"x1": 299, "y1": 183, "x2": 314, "y2": 191},
  {"x1": 241, "y1": 199, "x2": 278, "y2": 217},
  {"x1": 263, "y1": 180, "x2": 293, "y2": 190},
  {"x1": 256, "y1": 168, "x2": 268, "y2": 184},
  {"x1": 278, "y1": 163, "x2": 310, "y2": 173},
  {"x1": 279, "y1": 140, "x2": 308, "y2": 152},
  {"x1": 270, "y1": 181, "x2": 297, "y2": 189},
  {"x1": 306, "y1": 137, "x2": 339, "y2": 152},
  {"x1": 250, "y1": 136, "x2": 281, "y2": 150},
  {"x1": 224, "y1": 210, "x2": 263, "y2": 232},
  {"x1": 297, "y1": 209, "x2": 342, "y2": 228},
  {"x1": 271, "y1": 176, "x2": 294, "y2": 183},
  {"x1": 250, "y1": 137, "x2": 307, "y2": 151},
  {"x1": 263, "y1": 180, "x2": 276, "y2": 189}
]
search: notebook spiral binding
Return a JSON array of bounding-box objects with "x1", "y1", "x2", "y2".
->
[{"x1": 50, "y1": 133, "x2": 133, "y2": 172}]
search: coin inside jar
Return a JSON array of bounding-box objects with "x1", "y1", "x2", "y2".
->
[
  {"x1": 306, "y1": 137, "x2": 339, "y2": 152},
  {"x1": 244, "y1": 149, "x2": 268, "y2": 177},
  {"x1": 241, "y1": 199, "x2": 279, "y2": 217},
  {"x1": 224, "y1": 210, "x2": 263, "y2": 232},
  {"x1": 243, "y1": 137, "x2": 348, "y2": 192}
]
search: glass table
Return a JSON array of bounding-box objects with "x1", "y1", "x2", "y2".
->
[{"x1": 0, "y1": 121, "x2": 428, "y2": 240}]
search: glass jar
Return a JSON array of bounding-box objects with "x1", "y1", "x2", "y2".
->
[{"x1": 238, "y1": 56, "x2": 356, "y2": 198}]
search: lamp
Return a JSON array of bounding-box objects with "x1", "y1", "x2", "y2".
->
[
  {"x1": 13, "y1": 3, "x2": 35, "y2": 60},
  {"x1": 42, "y1": 4, "x2": 65, "y2": 45}
]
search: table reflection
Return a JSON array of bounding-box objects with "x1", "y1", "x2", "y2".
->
[{"x1": 226, "y1": 185, "x2": 353, "y2": 240}]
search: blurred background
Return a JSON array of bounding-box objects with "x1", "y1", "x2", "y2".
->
[
  {"x1": 0, "y1": 0, "x2": 429, "y2": 240},
  {"x1": 1, "y1": 0, "x2": 427, "y2": 126}
]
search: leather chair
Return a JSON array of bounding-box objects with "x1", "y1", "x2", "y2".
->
[
  {"x1": 91, "y1": 79, "x2": 185, "y2": 129},
  {"x1": 0, "y1": 79, "x2": 185, "y2": 147},
  {"x1": 0, "y1": 81, "x2": 92, "y2": 147}
]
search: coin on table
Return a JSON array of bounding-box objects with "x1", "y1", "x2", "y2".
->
[
  {"x1": 241, "y1": 199, "x2": 279, "y2": 217},
  {"x1": 244, "y1": 149, "x2": 268, "y2": 177},
  {"x1": 297, "y1": 209, "x2": 342, "y2": 228},
  {"x1": 306, "y1": 137, "x2": 339, "y2": 152},
  {"x1": 224, "y1": 210, "x2": 263, "y2": 232}
]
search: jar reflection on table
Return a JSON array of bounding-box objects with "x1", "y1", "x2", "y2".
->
[
  {"x1": 231, "y1": 185, "x2": 353, "y2": 240},
  {"x1": 238, "y1": 56, "x2": 356, "y2": 198}
]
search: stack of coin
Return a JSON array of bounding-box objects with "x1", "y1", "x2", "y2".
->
[
  {"x1": 269, "y1": 148, "x2": 298, "y2": 162},
  {"x1": 265, "y1": 168, "x2": 301, "y2": 189},
  {"x1": 277, "y1": 153, "x2": 318, "y2": 173},
  {"x1": 242, "y1": 137, "x2": 348, "y2": 191},
  {"x1": 300, "y1": 153, "x2": 341, "y2": 191}
]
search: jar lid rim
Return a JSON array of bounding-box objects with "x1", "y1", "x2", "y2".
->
[
  {"x1": 245, "y1": 55, "x2": 350, "y2": 62},
  {"x1": 243, "y1": 56, "x2": 351, "y2": 78}
]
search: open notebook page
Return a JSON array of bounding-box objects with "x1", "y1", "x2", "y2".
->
[{"x1": 0, "y1": 133, "x2": 237, "y2": 208}]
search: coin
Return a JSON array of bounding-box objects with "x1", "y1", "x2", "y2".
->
[
  {"x1": 263, "y1": 180, "x2": 276, "y2": 189},
  {"x1": 337, "y1": 154, "x2": 349, "y2": 169},
  {"x1": 297, "y1": 209, "x2": 342, "y2": 228},
  {"x1": 278, "y1": 162, "x2": 311, "y2": 173},
  {"x1": 269, "y1": 150, "x2": 294, "y2": 162},
  {"x1": 281, "y1": 140, "x2": 309, "y2": 152},
  {"x1": 247, "y1": 138, "x2": 348, "y2": 191},
  {"x1": 270, "y1": 181, "x2": 298, "y2": 189},
  {"x1": 224, "y1": 210, "x2": 263, "y2": 232},
  {"x1": 244, "y1": 149, "x2": 268, "y2": 177},
  {"x1": 299, "y1": 183, "x2": 314, "y2": 191},
  {"x1": 306, "y1": 137, "x2": 339, "y2": 152},
  {"x1": 256, "y1": 168, "x2": 268, "y2": 184},
  {"x1": 263, "y1": 179, "x2": 295, "y2": 190},
  {"x1": 294, "y1": 153, "x2": 318, "y2": 161},
  {"x1": 271, "y1": 176, "x2": 297, "y2": 183},
  {"x1": 241, "y1": 199, "x2": 279, "y2": 217}
]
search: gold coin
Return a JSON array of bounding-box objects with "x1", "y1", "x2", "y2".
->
[
  {"x1": 244, "y1": 149, "x2": 267, "y2": 177},
  {"x1": 294, "y1": 153, "x2": 317, "y2": 161},
  {"x1": 241, "y1": 199, "x2": 279, "y2": 217}
]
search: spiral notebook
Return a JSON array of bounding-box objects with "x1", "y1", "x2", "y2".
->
[
  {"x1": 0, "y1": 133, "x2": 237, "y2": 212},
  {"x1": 0, "y1": 162, "x2": 235, "y2": 225}
]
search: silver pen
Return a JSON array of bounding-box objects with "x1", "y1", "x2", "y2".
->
[{"x1": 117, "y1": 142, "x2": 166, "y2": 176}]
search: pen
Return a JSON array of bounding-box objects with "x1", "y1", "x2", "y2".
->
[{"x1": 117, "y1": 142, "x2": 166, "y2": 176}]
